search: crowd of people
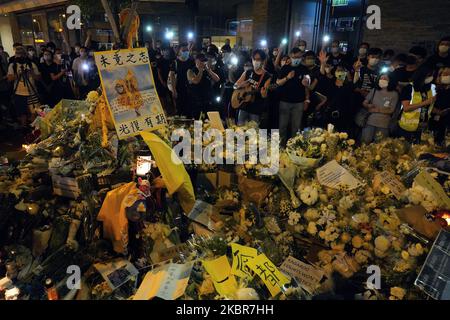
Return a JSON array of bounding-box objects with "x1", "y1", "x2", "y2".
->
[{"x1": 1, "y1": 34, "x2": 449, "y2": 147}]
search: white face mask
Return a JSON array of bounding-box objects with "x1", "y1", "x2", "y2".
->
[
  {"x1": 359, "y1": 48, "x2": 367, "y2": 55},
  {"x1": 379, "y1": 79, "x2": 389, "y2": 88},
  {"x1": 439, "y1": 45, "x2": 449, "y2": 54},
  {"x1": 252, "y1": 60, "x2": 262, "y2": 70},
  {"x1": 424, "y1": 76, "x2": 434, "y2": 84},
  {"x1": 441, "y1": 75, "x2": 450, "y2": 84}
]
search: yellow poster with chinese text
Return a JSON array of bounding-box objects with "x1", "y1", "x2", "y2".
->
[
  {"x1": 230, "y1": 243, "x2": 257, "y2": 279},
  {"x1": 202, "y1": 255, "x2": 238, "y2": 297},
  {"x1": 94, "y1": 48, "x2": 167, "y2": 139},
  {"x1": 247, "y1": 253, "x2": 291, "y2": 297}
]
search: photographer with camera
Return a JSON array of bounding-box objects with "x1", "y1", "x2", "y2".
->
[{"x1": 7, "y1": 46, "x2": 41, "y2": 130}]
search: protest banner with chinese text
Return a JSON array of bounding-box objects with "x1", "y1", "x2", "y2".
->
[{"x1": 94, "y1": 48, "x2": 167, "y2": 139}]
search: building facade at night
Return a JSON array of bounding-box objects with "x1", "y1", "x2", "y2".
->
[{"x1": 0, "y1": 0, "x2": 449, "y2": 55}]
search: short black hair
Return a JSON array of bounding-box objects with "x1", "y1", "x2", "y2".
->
[
  {"x1": 360, "y1": 42, "x2": 370, "y2": 48},
  {"x1": 439, "y1": 36, "x2": 450, "y2": 44},
  {"x1": 303, "y1": 51, "x2": 316, "y2": 58},
  {"x1": 405, "y1": 54, "x2": 418, "y2": 65},
  {"x1": 46, "y1": 41, "x2": 56, "y2": 49},
  {"x1": 13, "y1": 42, "x2": 22, "y2": 48},
  {"x1": 383, "y1": 49, "x2": 395, "y2": 57},
  {"x1": 331, "y1": 40, "x2": 340, "y2": 46},
  {"x1": 393, "y1": 53, "x2": 408, "y2": 64},
  {"x1": 252, "y1": 49, "x2": 267, "y2": 60},
  {"x1": 409, "y1": 46, "x2": 427, "y2": 59},
  {"x1": 412, "y1": 64, "x2": 434, "y2": 90},
  {"x1": 195, "y1": 53, "x2": 208, "y2": 62},
  {"x1": 368, "y1": 47, "x2": 382, "y2": 56},
  {"x1": 291, "y1": 47, "x2": 302, "y2": 55},
  {"x1": 74, "y1": 42, "x2": 81, "y2": 47}
]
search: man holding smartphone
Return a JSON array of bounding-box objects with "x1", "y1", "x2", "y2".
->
[{"x1": 276, "y1": 47, "x2": 311, "y2": 146}]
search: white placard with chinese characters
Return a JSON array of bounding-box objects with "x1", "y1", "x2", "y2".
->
[
  {"x1": 316, "y1": 160, "x2": 363, "y2": 190},
  {"x1": 94, "y1": 48, "x2": 167, "y2": 139}
]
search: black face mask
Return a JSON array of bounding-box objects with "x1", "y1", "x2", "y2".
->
[{"x1": 16, "y1": 57, "x2": 26, "y2": 64}]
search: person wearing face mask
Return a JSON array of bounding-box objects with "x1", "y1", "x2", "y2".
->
[
  {"x1": 352, "y1": 42, "x2": 370, "y2": 67},
  {"x1": 361, "y1": 73, "x2": 398, "y2": 144},
  {"x1": 206, "y1": 52, "x2": 226, "y2": 109},
  {"x1": 276, "y1": 47, "x2": 311, "y2": 145},
  {"x1": 425, "y1": 36, "x2": 450, "y2": 73},
  {"x1": 72, "y1": 46, "x2": 93, "y2": 99},
  {"x1": 156, "y1": 46, "x2": 176, "y2": 115},
  {"x1": 322, "y1": 65, "x2": 355, "y2": 134},
  {"x1": 187, "y1": 53, "x2": 220, "y2": 119},
  {"x1": 169, "y1": 43, "x2": 195, "y2": 117},
  {"x1": 235, "y1": 49, "x2": 272, "y2": 126},
  {"x1": 408, "y1": 46, "x2": 427, "y2": 67},
  {"x1": 327, "y1": 40, "x2": 347, "y2": 68},
  {"x1": 318, "y1": 50, "x2": 335, "y2": 98},
  {"x1": 397, "y1": 65, "x2": 436, "y2": 143},
  {"x1": 429, "y1": 67, "x2": 450, "y2": 147},
  {"x1": 354, "y1": 47, "x2": 382, "y2": 102},
  {"x1": 297, "y1": 40, "x2": 307, "y2": 54},
  {"x1": 7, "y1": 46, "x2": 41, "y2": 129},
  {"x1": 38, "y1": 50, "x2": 59, "y2": 107},
  {"x1": 381, "y1": 49, "x2": 395, "y2": 69},
  {"x1": 26, "y1": 46, "x2": 39, "y2": 66}
]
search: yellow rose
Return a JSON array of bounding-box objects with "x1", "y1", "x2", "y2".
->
[
  {"x1": 352, "y1": 235, "x2": 364, "y2": 249},
  {"x1": 401, "y1": 251, "x2": 410, "y2": 260},
  {"x1": 307, "y1": 222, "x2": 318, "y2": 235},
  {"x1": 341, "y1": 232, "x2": 351, "y2": 243},
  {"x1": 374, "y1": 235, "x2": 390, "y2": 252},
  {"x1": 390, "y1": 287, "x2": 406, "y2": 300}
]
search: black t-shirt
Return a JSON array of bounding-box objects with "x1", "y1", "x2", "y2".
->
[
  {"x1": 425, "y1": 54, "x2": 450, "y2": 71},
  {"x1": 39, "y1": 62, "x2": 57, "y2": 86},
  {"x1": 278, "y1": 64, "x2": 309, "y2": 103},
  {"x1": 172, "y1": 58, "x2": 195, "y2": 93},
  {"x1": 327, "y1": 53, "x2": 347, "y2": 68},
  {"x1": 327, "y1": 82, "x2": 355, "y2": 115},
  {"x1": 390, "y1": 66, "x2": 412, "y2": 86},
  {"x1": 241, "y1": 70, "x2": 272, "y2": 115},
  {"x1": 433, "y1": 86, "x2": 450, "y2": 110},
  {"x1": 316, "y1": 75, "x2": 335, "y2": 98},
  {"x1": 189, "y1": 66, "x2": 214, "y2": 104},
  {"x1": 156, "y1": 58, "x2": 173, "y2": 90},
  {"x1": 356, "y1": 66, "x2": 379, "y2": 91}
]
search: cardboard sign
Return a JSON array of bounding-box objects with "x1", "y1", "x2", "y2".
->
[
  {"x1": 247, "y1": 253, "x2": 291, "y2": 297},
  {"x1": 202, "y1": 255, "x2": 238, "y2": 296},
  {"x1": 134, "y1": 262, "x2": 193, "y2": 300},
  {"x1": 415, "y1": 230, "x2": 450, "y2": 300},
  {"x1": 95, "y1": 48, "x2": 167, "y2": 139},
  {"x1": 94, "y1": 259, "x2": 139, "y2": 290},
  {"x1": 316, "y1": 160, "x2": 363, "y2": 190},
  {"x1": 230, "y1": 243, "x2": 258, "y2": 279},
  {"x1": 207, "y1": 112, "x2": 225, "y2": 132},
  {"x1": 378, "y1": 171, "x2": 406, "y2": 200},
  {"x1": 279, "y1": 256, "x2": 323, "y2": 294},
  {"x1": 415, "y1": 171, "x2": 450, "y2": 209},
  {"x1": 185, "y1": 200, "x2": 219, "y2": 231}
]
